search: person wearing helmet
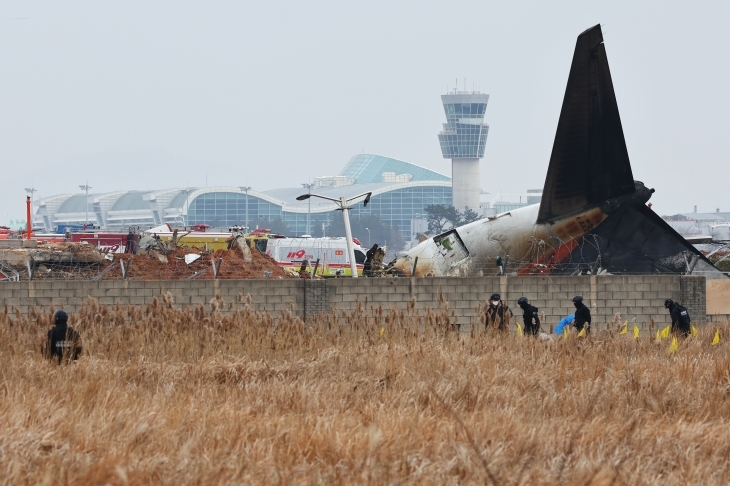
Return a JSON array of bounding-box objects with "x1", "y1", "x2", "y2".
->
[
  {"x1": 665, "y1": 298, "x2": 691, "y2": 337},
  {"x1": 44, "y1": 310, "x2": 82, "y2": 364},
  {"x1": 485, "y1": 293, "x2": 512, "y2": 332},
  {"x1": 572, "y1": 296, "x2": 591, "y2": 334},
  {"x1": 517, "y1": 297, "x2": 540, "y2": 336}
]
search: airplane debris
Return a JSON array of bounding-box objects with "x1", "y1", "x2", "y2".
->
[{"x1": 394, "y1": 24, "x2": 726, "y2": 279}]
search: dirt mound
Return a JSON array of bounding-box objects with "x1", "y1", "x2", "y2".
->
[
  {"x1": 99, "y1": 246, "x2": 292, "y2": 280},
  {"x1": 2, "y1": 242, "x2": 294, "y2": 280}
]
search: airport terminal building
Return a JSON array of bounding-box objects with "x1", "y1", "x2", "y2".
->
[{"x1": 33, "y1": 154, "x2": 452, "y2": 241}]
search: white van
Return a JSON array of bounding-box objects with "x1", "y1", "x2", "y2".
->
[{"x1": 266, "y1": 237, "x2": 366, "y2": 277}]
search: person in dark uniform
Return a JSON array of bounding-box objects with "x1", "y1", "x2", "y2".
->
[
  {"x1": 485, "y1": 293, "x2": 512, "y2": 332},
  {"x1": 572, "y1": 295, "x2": 591, "y2": 334},
  {"x1": 517, "y1": 297, "x2": 540, "y2": 336},
  {"x1": 125, "y1": 229, "x2": 136, "y2": 254},
  {"x1": 363, "y1": 244, "x2": 378, "y2": 277},
  {"x1": 665, "y1": 298, "x2": 691, "y2": 337},
  {"x1": 44, "y1": 310, "x2": 82, "y2": 364}
]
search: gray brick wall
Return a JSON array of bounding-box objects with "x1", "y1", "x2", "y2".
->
[
  {"x1": 0, "y1": 275, "x2": 711, "y2": 328},
  {"x1": 680, "y1": 275, "x2": 706, "y2": 320}
]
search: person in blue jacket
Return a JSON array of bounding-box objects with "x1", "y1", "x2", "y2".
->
[{"x1": 554, "y1": 314, "x2": 575, "y2": 335}]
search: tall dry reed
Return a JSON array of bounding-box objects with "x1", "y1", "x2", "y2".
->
[{"x1": 1, "y1": 295, "x2": 729, "y2": 485}]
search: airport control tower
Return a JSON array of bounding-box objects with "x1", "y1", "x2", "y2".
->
[{"x1": 437, "y1": 90, "x2": 490, "y2": 211}]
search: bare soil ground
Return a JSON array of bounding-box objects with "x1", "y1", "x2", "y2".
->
[
  {"x1": 10, "y1": 243, "x2": 293, "y2": 280},
  {"x1": 2, "y1": 299, "x2": 729, "y2": 484},
  {"x1": 101, "y1": 246, "x2": 292, "y2": 280}
]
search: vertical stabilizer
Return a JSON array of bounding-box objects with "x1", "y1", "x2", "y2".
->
[{"x1": 537, "y1": 24, "x2": 635, "y2": 224}]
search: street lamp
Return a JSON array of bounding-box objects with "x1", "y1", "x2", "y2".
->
[
  {"x1": 301, "y1": 183, "x2": 315, "y2": 235},
  {"x1": 365, "y1": 227, "x2": 370, "y2": 247},
  {"x1": 79, "y1": 182, "x2": 92, "y2": 227},
  {"x1": 25, "y1": 188, "x2": 37, "y2": 233},
  {"x1": 240, "y1": 186, "x2": 252, "y2": 233},
  {"x1": 296, "y1": 191, "x2": 372, "y2": 278}
]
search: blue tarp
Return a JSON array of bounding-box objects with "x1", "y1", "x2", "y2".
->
[{"x1": 554, "y1": 314, "x2": 575, "y2": 335}]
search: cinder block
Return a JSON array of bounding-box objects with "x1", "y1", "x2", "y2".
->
[{"x1": 383, "y1": 293, "x2": 401, "y2": 302}]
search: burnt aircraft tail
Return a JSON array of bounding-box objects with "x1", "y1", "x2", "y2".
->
[
  {"x1": 555, "y1": 199, "x2": 722, "y2": 276},
  {"x1": 532, "y1": 24, "x2": 725, "y2": 277},
  {"x1": 537, "y1": 24, "x2": 635, "y2": 224}
]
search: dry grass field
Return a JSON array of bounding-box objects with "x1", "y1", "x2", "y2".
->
[{"x1": 1, "y1": 294, "x2": 730, "y2": 485}]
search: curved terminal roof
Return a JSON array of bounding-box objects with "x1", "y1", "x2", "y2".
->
[
  {"x1": 168, "y1": 190, "x2": 194, "y2": 209},
  {"x1": 111, "y1": 191, "x2": 153, "y2": 211},
  {"x1": 339, "y1": 154, "x2": 450, "y2": 183},
  {"x1": 56, "y1": 195, "x2": 90, "y2": 214},
  {"x1": 35, "y1": 152, "x2": 454, "y2": 232}
]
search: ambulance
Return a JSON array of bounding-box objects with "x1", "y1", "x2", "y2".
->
[{"x1": 265, "y1": 237, "x2": 367, "y2": 277}]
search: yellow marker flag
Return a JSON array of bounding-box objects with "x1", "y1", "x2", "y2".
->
[
  {"x1": 379, "y1": 327, "x2": 385, "y2": 337},
  {"x1": 669, "y1": 336, "x2": 679, "y2": 354},
  {"x1": 655, "y1": 330, "x2": 661, "y2": 343},
  {"x1": 516, "y1": 323, "x2": 524, "y2": 337},
  {"x1": 577, "y1": 327, "x2": 586, "y2": 338},
  {"x1": 690, "y1": 325, "x2": 698, "y2": 337},
  {"x1": 633, "y1": 325, "x2": 640, "y2": 339},
  {"x1": 619, "y1": 321, "x2": 628, "y2": 335},
  {"x1": 660, "y1": 326, "x2": 671, "y2": 338},
  {"x1": 563, "y1": 327, "x2": 570, "y2": 340},
  {"x1": 712, "y1": 329, "x2": 720, "y2": 345}
]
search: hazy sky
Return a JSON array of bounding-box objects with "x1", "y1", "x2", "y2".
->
[{"x1": 2, "y1": 0, "x2": 729, "y2": 223}]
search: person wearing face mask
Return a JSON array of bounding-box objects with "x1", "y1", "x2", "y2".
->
[
  {"x1": 485, "y1": 293, "x2": 512, "y2": 332},
  {"x1": 572, "y1": 295, "x2": 591, "y2": 334},
  {"x1": 517, "y1": 297, "x2": 541, "y2": 336}
]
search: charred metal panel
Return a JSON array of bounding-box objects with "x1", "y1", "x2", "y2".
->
[
  {"x1": 558, "y1": 204, "x2": 720, "y2": 275},
  {"x1": 537, "y1": 24, "x2": 635, "y2": 224}
]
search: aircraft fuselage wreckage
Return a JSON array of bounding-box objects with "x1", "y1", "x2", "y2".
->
[{"x1": 394, "y1": 25, "x2": 725, "y2": 278}]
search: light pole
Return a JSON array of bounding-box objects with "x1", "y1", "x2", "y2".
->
[
  {"x1": 240, "y1": 186, "x2": 252, "y2": 233},
  {"x1": 296, "y1": 191, "x2": 372, "y2": 278},
  {"x1": 301, "y1": 183, "x2": 315, "y2": 235},
  {"x1": 24, "y1": 188, "x2": 37, "y2": 230},
  {"x1": 365, "y1": 227, "x2": 370, "y2": 247},
  {"x1": 79, "y1": 182, "x2": 92, "y2": 227}
]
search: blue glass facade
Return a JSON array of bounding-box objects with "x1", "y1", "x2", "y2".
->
[
  {"x1": 187, "y1": 193, "x2": 282, "y2": 227},
  {"x1": 302, "y1": 186, "x2": 452, "y2": 239},
  {"x1": 186, "y1": 186, "x2": 452, "y2": 238},
  {"x1": 347, "y1": 186, "x2": 452, "y2": 236}
]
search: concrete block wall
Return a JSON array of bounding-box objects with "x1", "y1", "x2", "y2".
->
[
  {"x1": 0, "y1": 275, "x2": 708, "y2": 329},
  {"x1": 0, "y1": 280, "x2": 305, "y2": 317},
  {"x1": 680, "y1": 276, "x2": 706, "y2": 319},
  {"x1": 313, "y1": 276, "x2": 696, "y2": 328}
]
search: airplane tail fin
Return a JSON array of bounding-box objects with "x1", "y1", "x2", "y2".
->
[{"x1": 537, "y1": 24, "x2": 635, "y2": 224}]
